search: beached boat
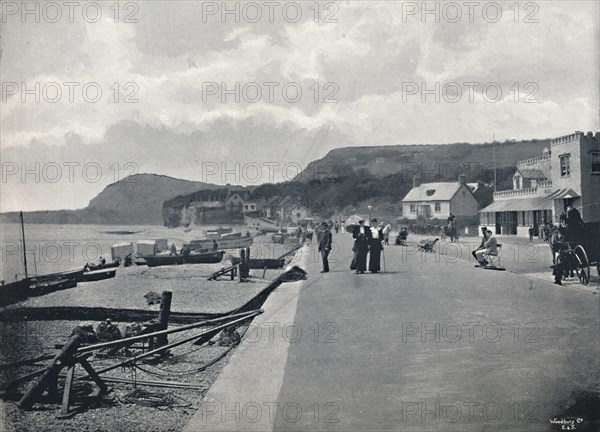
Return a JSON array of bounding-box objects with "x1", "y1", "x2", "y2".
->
[
  {"x1": 78, "y1": 268, "x2": 117, "y2": 282},
  {"x1": 33, "y1": 268, "x2": 85, "y2": 283},
  {"x1": 29, "y1": 278, "x2": 78, "y2": 296},
  {"x1": 0, "y1": 212, "x2": 81, "y2": 306},
  {"x1": 84, "y1": 261, "x2": 120, "y2": 272},
  {"x1": 230, "y1": 257, "x2": 285, "y2": 269},
  {"x1": 145, "y1": 251, "x2": 225, "y2": 267},
  {"x1": 189, "y1": 236, "x2": 253, "y2": 251}
]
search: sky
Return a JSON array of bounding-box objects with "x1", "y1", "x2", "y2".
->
[{"x1": 1, "y1": 0, "x2": 599, "y2": 211}]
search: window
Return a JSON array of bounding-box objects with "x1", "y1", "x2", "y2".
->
[
  {"x1": 592, "y1": 152, "x2": 600, "y2": 174},
  {"x1": 426, "y1": 190, "x2": 435, "y2": 196},
  {"x1": 435, "y1": 202, "x2": 441, "y2": 212},
  {"x1": 410, "y1": 204, "x2": 416, "y2": 213},
  {"x1": 560, "y1": 154, "x2": 571, "y2": 177},
  {"x1": 296, "y1": 213, "x2": 301, "y2": 218}
]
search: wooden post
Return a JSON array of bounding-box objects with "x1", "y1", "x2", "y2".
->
[
  {"x1": 239, "y1": 249, "x2": 246, "y2": 282},
  {"x1": 156, "y1": 291, "x2": 172, "y2": 346},
  {"x1": 18, "y1": 335, "x2": 82, "y2": 410}
]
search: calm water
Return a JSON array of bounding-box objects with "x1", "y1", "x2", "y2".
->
[{"x1": 0, "y1": 223, "x2": 252, "y2": 281}]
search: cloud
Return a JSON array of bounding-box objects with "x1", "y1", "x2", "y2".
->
[{"x1": 1, "y1": 1, "x2": 598, "y2": 211}]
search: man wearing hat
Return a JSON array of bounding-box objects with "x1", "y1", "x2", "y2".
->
[
  {"x1": 318, "y1": 221, "x2": 333, "y2": 273},
  {"x1": 472, "y1": 226, "x2": 488, "y2": 264}
]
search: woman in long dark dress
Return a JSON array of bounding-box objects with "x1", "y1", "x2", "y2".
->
[
  {"x1": 351, "y1": 220, "x2": 371, "y2": 274},
  {"x1": 368, "y1": 219, "x2": 384, "y2": 273}
]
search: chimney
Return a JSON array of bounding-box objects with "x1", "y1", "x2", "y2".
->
[
  {"x1": 413, "y1": 175, "x2": 420, "y2": 189},
  {"x1": 458, "y1": 174, "x2": 466, "y2": 185}
]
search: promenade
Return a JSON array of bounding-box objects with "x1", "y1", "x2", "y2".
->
[{"x1": 185, "y1": 233, "x2": 599, "y2": 432}]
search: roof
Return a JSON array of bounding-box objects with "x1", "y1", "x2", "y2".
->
[
  {"x1": 546, "y1": 188, "x2": 580, "y2": 199},
  {"x1": 225, "y1": 190, "x2": 250, "y2": 201},
  {"x1": 480, "y1": 196, "x2": 554, "y2": 212},
  {"x1": 515, "y1": 169, "x2": 547, "y2": 179},
  {"x1": 480, "y1": 189, "x2": 579, "y2": 213},
  {"x1": 402, "y1": 182, "x2": 463, "y2": 202},
  {"x1": 265, "y1": 196, "x2": 281, "y2": 207}
]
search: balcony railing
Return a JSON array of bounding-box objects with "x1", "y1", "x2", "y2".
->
[
  {"x1": 493, "y1": 180, "x2": 554, "y2": 199},
  {"x1": 516, "y1": 155, "x2": 551, "y2": 167},
  {"x1": 537, "y1": 180, "x2": 553, "y2": 189},
  {"x1": 494, "y1": 188, "x2": 537, "y2": 198}
]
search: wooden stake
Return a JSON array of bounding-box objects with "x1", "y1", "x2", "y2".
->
[{"x1": 156, "y1": 291, "x2": 172, "y2": 346}]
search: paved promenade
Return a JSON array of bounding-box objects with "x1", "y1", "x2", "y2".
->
[{"x1": 185, "y1": 233, "x2": 599, "y2": 432}]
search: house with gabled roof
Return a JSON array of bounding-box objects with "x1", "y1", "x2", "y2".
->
[
  {"x1": 401, "y1": 175, "x2": 479, "y2": 220},
  {"x1": 224, "y1": 189, "x2": 251, "y2": 213}
]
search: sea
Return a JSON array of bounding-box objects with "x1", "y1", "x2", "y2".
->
[{"x1": 0, "y1": 223, "x2": 251, "y2": 282}]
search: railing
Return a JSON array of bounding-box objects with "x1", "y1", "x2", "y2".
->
[
  {"x1": 493, "y1": 180, "x2": 554, "y2": 199},
  {"x1": 493, "y1": 188, "x2": 537, "y2": 198},
  {"x1": 517, "y1": 155, "x2": 551, "y2": 167}
]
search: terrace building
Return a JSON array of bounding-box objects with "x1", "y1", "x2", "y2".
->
[{"x1": 479, "y1": 131, "x2": 600, "y2": 236}]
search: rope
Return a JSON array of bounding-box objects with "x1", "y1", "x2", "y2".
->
[{"x1": 119, "y1": 388, "x2": 192, "y2": 408}]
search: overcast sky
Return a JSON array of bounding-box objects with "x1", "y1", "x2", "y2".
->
[{"x1": 1, "y1": 1, "x2": 598, "y2": 211}]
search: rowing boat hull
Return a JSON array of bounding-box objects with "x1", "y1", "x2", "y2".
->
[
  {"x1": 79, "y1": 269, "x2": 117, "y2": 282},
  {"x1": 145, "y1": 251, "x2": 225, "y2": 267},
  {"x1": 230, "y1": 257, "x2": 285, "y2": 269},
  {"x1": 189, "y1": 236, "x2": 253, "y2": 251}
]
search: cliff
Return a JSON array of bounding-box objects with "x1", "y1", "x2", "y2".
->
[{"x1": 1, "y1": 174, "x2": 217, "y2": 225}]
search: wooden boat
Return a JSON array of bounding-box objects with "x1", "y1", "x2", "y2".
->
[
  {"x1": 78, "y1": 269, "x2": 117, "y2": 282},
  {"x1": 29, "y1": 278, "x2": 77, "y2": 296},
  {"x1": 220, "y1": 232, "x2": 242, "y2": 239},
  {"x1": 84, "y1": 261, "x2": 120, "y2": 272},
  {"x1": 32, "y1": 268, "x2": 84, "y2": 282},
  {"x1": 145, "y1": 251, "x2": 225, "y2": 267},
  {"x1": 231, "y1": 257, "x2": 285, "y2": 269},
  {"x1": 0, "y1": 212, "x2": 81, "y2": 306},
  {"x1": 189, "y1": 236, "x2": 253, "y2": 251}
]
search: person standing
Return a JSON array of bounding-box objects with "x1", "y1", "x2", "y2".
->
[
  {"x1": 351, "y1": 219, "x2": 371, "y2": 274},
  {"x1": 318, "y1": 222, "x2": 332, "y2": 273},
  {"x1": 382, "y1": 222, "x2": 391, "y2": 245},
  {"x1": 528, "y1": 225, "x2": 534, "y2": 242},
  {"x1": 369, "y1": 218, "x2": 384, "y2": 273},
  {"x1": 334, "y1": 222, "x2": 339, "y2": 234}
]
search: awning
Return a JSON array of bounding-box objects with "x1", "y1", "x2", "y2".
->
[
  {"x1": 480, "y1": 196, "x2": 554, "y2": 212},
  {"x1": 546, "y1": 188, "x2": 580, "y2": 200}
]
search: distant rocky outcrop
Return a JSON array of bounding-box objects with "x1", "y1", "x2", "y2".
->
[
  {"x1": 1, "y1": 174, "x2": 217, "y2": 225},
  {"x1": 294, "y1": 139, "x2": 552, "y2": 183}
]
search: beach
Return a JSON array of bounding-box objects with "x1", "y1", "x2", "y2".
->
[{"x1": 0, "y1": 225, "x2": 304, "y2": 431}]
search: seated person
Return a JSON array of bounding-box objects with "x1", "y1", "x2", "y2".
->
[
  {"x1": 472, "y1": 226, "x2": 488, "y2": 262},
  {"x1": 475, "y1": 229, "x2": 497, "y2": 266}
]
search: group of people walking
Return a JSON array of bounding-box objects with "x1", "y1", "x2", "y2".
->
[{"x1": 350, "y1": 218, "x2": 385, "y2": 274}]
